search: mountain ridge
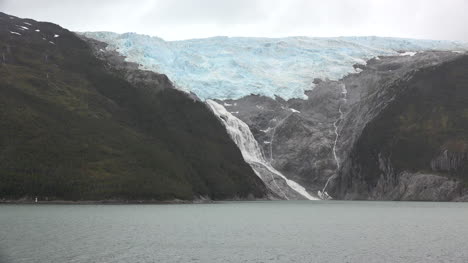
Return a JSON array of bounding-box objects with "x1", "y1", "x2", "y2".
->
[
  {"x1": 2, "y1": 12, "x2": 467, "y2": 201},
  {"x1": 0, "y1": 12, "x2": 268, "y2": 201}
]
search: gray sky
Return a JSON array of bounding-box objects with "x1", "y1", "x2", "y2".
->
[{"x1": 1, "y1": 0, "x2": 468, "y2": 41}]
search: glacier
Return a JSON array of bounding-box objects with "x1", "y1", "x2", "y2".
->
[{"x1": 83, "y1": 32, "x2": 468, "y2": 100}]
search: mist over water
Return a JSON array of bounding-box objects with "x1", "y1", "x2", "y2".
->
[{"x1": 1, "y1": 201, "x2": 468, "y2": 263}]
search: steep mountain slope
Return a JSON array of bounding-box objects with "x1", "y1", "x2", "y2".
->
[
  {"x1": 85, "y1": 31, "x2": 468, "y2": 200},
  {"x1": 221, "y1": 51, "x2": 468, "y2": 201},
  {"x1": 0, "y1": 12, "x2": 267, "y2": 201},
  {"x1": 330, "y1": 54, "x2": 468, "y2": 200},
  {"x1": 205, "y1": 99, "x2": 316, "y2": 200}
]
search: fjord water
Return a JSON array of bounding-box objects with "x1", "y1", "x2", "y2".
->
[{"x1": 1, "y1": 201, "x2": 468, "y2": 263}]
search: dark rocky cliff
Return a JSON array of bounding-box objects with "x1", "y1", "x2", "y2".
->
[
  {"x1": 222, "y1": 51, "x2": 468, "y2": 201},
  {"x1": 0, "y1": 12, "x2": 267, "y2": 201},
  {"x1": 331, "y1": 55, "x2": 468, "y2": 201}
]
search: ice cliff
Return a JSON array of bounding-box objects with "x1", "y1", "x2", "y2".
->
[{"x1": 82, "y1": 32, "x2": 468, "y2": 100}]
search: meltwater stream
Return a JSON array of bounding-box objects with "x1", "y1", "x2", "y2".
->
[
  {"x1": 319, "y1": 83, "x2": 348, "y2": 200},
  {"x1": 206, "y1": 100, "x2": 317, "y2": 200},
  {"x1": 2, "y1": 201, "x2": 468, "y2": 263}
]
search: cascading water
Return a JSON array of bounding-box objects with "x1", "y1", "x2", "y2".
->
[
  {"x1": 268, "y1": 114, "x2": 290, "y2": 162},
  {"x1": 206, "y1": 100, "x2": 318, "y2": 200},
  {"x1": 318, "y1": 84, "x2": 348, "y2": 200}
]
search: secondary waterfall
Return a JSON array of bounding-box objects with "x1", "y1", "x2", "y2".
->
[
  {"x1": 318, "y1": 83, "x2": 348, "y2": 200},
  {"x1": 207, "y1": 100, "x2": 317, "y2": 200}
]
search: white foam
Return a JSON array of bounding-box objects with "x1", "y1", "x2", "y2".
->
[{"x1": 207, "y1": 100, "x2": 318, "y2": 200}]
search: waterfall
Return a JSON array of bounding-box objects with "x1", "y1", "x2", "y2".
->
[
  {"x1": 318, "y1": 83, "x2": 348, "y2": 200},
  {"x1": 206, "y1": 100, "x2": 317, "y2": 200}
]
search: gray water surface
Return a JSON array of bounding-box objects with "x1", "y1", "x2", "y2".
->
[{"x1": 1, "y1": 201, "x2": 468, "y2": 263}]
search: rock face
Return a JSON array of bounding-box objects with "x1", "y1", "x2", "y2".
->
[
  {"x1": 83, "y1": 30, "x2": 468, "y2": 201},
  {"x1": 330, "y1": 53, "x2": 468, "y2": 201},
  {"x1": 205, "y1": 99, "x2": 316, "y2": 200},
  {"x1": 373, "y1": 172, "x2": 462, "y2": 201},
  {"x1": 219, "y1": 84, "x2": 342, "y2": 197},
  {"x1": 0, "y1": 12, "x2": 268, "y2": 201},
  {"x1": 222, "y1": 51, "x2": 468, "y2": 201}
]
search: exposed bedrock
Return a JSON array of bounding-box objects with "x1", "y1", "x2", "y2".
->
[
  {"x1": 222, "y1": 51, "x2": 468, "y2": 201},
  {"x1": 330, "y1": 53, "x2": 468, "y2": 201}
]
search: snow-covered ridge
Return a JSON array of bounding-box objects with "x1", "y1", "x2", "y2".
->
[{"x1": 83, "y1": 32, "x2": 468, "y2": 100}]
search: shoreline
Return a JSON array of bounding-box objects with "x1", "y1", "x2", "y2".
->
[
  {"x1": 0, "y1": 199, "x2": 212, "y2": 205},
  {"x1": 0, "y1": 197, "x2": 276, "y2": 205}
]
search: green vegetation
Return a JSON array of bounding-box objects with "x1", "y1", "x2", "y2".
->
[
  {"x1": 354, "y1": 57, "x2": 468, "y2": 186},
  {"x1": 0, "y1": 13, "x2": 266, "y2": 201}
]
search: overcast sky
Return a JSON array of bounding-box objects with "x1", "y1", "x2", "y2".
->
[{"x1": 1, "y1": 0, "x2": 468, "y2": 42}]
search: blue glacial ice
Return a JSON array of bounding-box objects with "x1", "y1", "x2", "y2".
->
[{"x1": 83, "y1": 32, "x2": 468, "y2": 100}]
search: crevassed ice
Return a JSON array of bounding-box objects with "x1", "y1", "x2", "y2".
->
[{"x1": 83, "y1": 32, "x2": 468, "y2": 100}]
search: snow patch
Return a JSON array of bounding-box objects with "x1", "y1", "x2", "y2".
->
[
  {"x1": 223, "y1": 102, "x2": 232, "y2": 106},
  {"x1": 17, "y1": 25, "x2": 28, "y2": 30},
  {"x1": 23, "y1": 22, "x2": 32, "y2": 26},
  {"x1": 260, "y1": 127, "x2": 272, "y2": 133},
  {"x1": 49, "y1": 41, "x2": 55, "y2": 45},
  {"x1": 35, "y1": 29, "x2": 40, "y2": 32},
  {"x1": 10, "y1": 31, "x2": 21, "y2": 36},
  {"x1": 290, "y1": 108, "x2": 300, "y2": 113},
  {"x1": 54, "y1": 34, "x2": 60, "y2": 38},
  {"x1": 399, "y1": 51, "x2": 417, "y2": 56}
]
